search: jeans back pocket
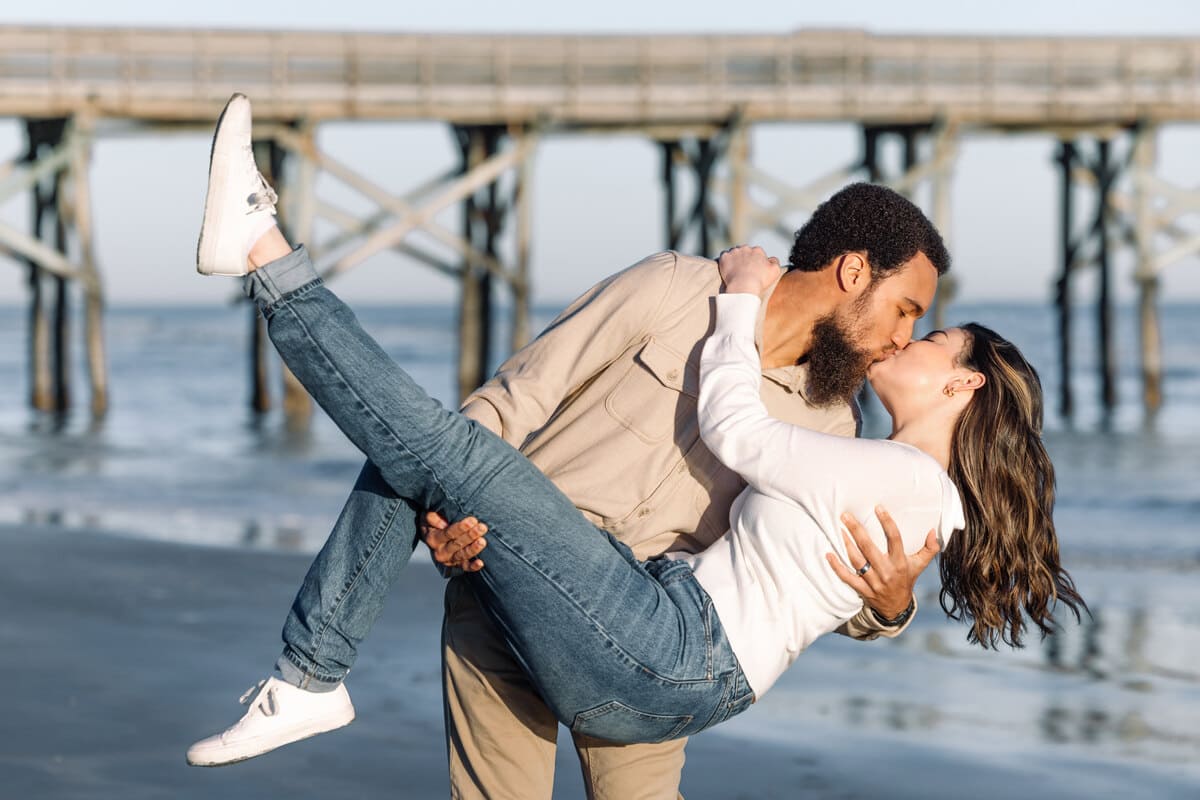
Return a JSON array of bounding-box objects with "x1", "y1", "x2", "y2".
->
[{"x1": 570, "y1": 700, "x2": 693, "y2": 744}]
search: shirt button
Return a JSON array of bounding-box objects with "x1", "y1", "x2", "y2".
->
[
  {"x1": 638, "y1": 507, "x2": 651, "y2": 517},
  {"x1": 667, "y1": 369, "x2": 680, "y2": 381}
]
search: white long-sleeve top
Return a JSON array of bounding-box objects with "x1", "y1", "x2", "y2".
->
[{"x1": 667, "y1": 294, "x2": 965, "y2": 697}]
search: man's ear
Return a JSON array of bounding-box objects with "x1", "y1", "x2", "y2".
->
[{"x1": 834, "y1": 252, "x2": 871, "y2": 296}]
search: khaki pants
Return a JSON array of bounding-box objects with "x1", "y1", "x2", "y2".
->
[{"x1": 442, "y1": 578, "x2": 687, "y2": 800}]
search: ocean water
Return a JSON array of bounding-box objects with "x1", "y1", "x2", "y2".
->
[{"x1": 0, "y1": 298, "x2": 1198, "y2": 792}]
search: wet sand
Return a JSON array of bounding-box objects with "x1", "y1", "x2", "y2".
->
[{"x1": 3, "y1": 522, "x2": 1198, "y2": 800}]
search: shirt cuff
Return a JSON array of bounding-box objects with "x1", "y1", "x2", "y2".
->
[{"x1": 714, "y1": 293, "x2": 762, "y2": 339}]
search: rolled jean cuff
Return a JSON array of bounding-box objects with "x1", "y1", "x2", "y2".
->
[
  {"x1": 243, "y1": 244, "x2": 320, "y2": 311},
  {"x1": 276, "y1": 649, "x2": 344, "y2": 693}
]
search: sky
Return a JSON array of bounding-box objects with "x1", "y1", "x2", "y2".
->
[{"x1": 1, "y1": 0, "x2": 1199, "y2": 307}]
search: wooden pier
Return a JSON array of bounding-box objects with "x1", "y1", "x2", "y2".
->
[{"x1": 1, "y1": 26, "x2": 1198, "y2": 422}]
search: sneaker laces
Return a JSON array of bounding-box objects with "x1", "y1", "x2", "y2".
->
[
  {"x1": 238, "y1": 679, "x2": 279, "y2": 717},
  {"x1": 246, "y1": 172, "x2": 278, "y2": 215}
]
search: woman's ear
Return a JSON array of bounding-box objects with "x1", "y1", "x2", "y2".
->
[
  {"x1": 946, "y1": 370, "x2": 986, "y2": 396},
  {"x1": 834, "y1": 252, "x2": 871, "y2": 296}
]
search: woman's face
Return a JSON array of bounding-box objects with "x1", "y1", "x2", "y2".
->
[{"x1": 867, "y1": 327, "x2": 971, "y2": 409}]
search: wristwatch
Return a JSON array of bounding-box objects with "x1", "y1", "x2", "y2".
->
[{"x1": 870, "y1": 597, "x2": 915, "y2": 627}]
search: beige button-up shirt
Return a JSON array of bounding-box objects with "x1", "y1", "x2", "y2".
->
[{"x1": 460, "y1": 251, "x2": 905, "y2": 640}]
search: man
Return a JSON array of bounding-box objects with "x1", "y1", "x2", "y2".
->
[{"x1": 417, "y1": 183, "x2": 949, "y2": 799}]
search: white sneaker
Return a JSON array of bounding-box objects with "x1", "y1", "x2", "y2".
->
[
  {"x1": 196, "y1": 93, "x2": 278, "y2": 277},
  {"x1": 186, "y1": 676, "x2": 355, "y2": 767}
]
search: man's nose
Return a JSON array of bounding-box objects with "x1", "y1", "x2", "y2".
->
[{"x1": 891, "y1": 323, "x2": 913, "y2": 350}]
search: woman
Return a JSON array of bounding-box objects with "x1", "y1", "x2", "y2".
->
[{"x1": 188, "y1": 96, "x2": 1083, "y2": 766}]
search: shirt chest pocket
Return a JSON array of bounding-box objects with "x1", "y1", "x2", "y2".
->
[{"x1": 605, "y1": 338, "x2": 700, "y2": 445}]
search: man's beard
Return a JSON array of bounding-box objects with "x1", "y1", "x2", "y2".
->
[{"x1": 804, "y1": 311, "x2": 875, "y2": 408}]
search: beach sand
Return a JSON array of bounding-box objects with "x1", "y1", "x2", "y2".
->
[{"x1": 4, "y1": 522, "x2": 1198, "y2": 800}]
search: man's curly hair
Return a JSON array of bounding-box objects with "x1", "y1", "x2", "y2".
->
[{"x1": 788, "y1": 182, "x2": 950, "y2": 279}]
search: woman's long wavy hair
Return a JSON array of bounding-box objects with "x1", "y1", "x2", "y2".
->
[{"x1": 940, "y1": 323, "x2": 1087, "y2": 649}]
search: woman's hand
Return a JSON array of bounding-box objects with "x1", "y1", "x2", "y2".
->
[{"x1": 718, "y1": 245, "x2": 783, "y2": 296}]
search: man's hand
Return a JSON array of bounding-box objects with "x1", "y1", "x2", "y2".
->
[
  {"x1": 717, "y1": 245, "x2": 783, "y2": 296},
  {"x1": 420, "y1": 511, "x2": 488, "y2": 572},
  {"x1": 825, "y1": 505, "x2": 940, "y2": 621}
]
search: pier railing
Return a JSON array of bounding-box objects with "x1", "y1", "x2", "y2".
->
[{"x1": 0, "y1": 28, "x2": 1198, "y2": 125}]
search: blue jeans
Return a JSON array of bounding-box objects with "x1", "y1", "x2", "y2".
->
[{"x1": 245, "y1": 247, "x2": 754, "y2": 744}]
